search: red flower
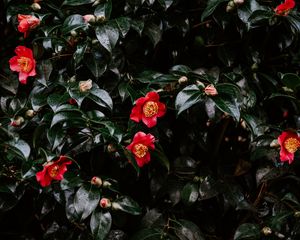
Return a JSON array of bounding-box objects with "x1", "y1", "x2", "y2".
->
[
  {"x1": 278, "y1": 131, "x2": 300, "y2": 164},
  {"x1": 9, "y1": 46, "x2": 36, "y2": 84},
  {"x1": 126, "y1": 131, "x2": 155, "y2": 167},
  {"x1": 36, "y1": 156, "x2": 72, "y2": 187},
  {"x1": 17, "y1": 14, "x2": 40, "y2": 38},
  {"x1": 275, "y1": 0, "x2": 295, "y2": 16},
  {"x1": 68, "y1": 98, "x2": 77, "y2": 105},
  {"x1": 130, "y1": 91, "x2": 166, "y2": 128}
]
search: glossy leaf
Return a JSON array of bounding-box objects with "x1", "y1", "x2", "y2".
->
[
  {"x1": 94, "y1": 0, "x2": 112, "y2": 19},
  {"x1": 61, "y1": 14, "x2": 86, "y2": 34},
  {"x1": 95, "y1": 24, "x2": 119, "y2": 53},
  {"x1": 181, "y1": 183, "x2": 199, "y2": 206},
  {"x1": 234, "y1": 223, "x2": 260, "y2": 240},
  {"x1": 90, "y1": 209, "x2": 112, "y2": 240},
  {"x1": 201, "y1": 0, "x2": 228, "y2": 21},
  {"x1": 112, "y1": 196, "x2": 142, "y2": 215},
  {"x1": 62, "y1": 0, "x2": 95, "y2": 6},
  {"x1": 174, "y1": 219, "x2": 205, "y2": 240}
]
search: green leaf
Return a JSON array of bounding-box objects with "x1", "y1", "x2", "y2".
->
[
  {"x1": 130, "y1": 228, "x2": 163, "y2": 240},
  {"x1": 174, "y1": 219, "x2": 205, "y2": 240},
  {"x1": 112, "y1": 196, "x2": 142, "y2": 215},
  {"x1": 95, "y1": 23, "x2": 119, "y2": 53},
  {"x1": 152, "y1": 143, "x2": 170, "y2": 171},
  {"x1": 143, "y1": 22, "x2": 162, "y2": 46},
  {"x1": 212, "y1": 95, "x2": 240, "y2": 121},
  {"x1": 175, "y1": 84, "x2": 203, "y2": 115},
  {"x1": 47, "y1": 124, "x2": 65, "y2": 150},
  {"x1": 130, "y1": 19, "x2": 144, "y2": 35},
  {"x1": 6, "y1": 139, "x2": 31, "y2": 160},
  {"x1": 74, "y1": 184, "x2": 101, "y2": 221},
  {"x1": 85, "y1": 110, "x2": 105, "y2": 123},
  {"x1": 30, "y1": 85, "x2": 48, "y2": 111},
  {"x1": 74, "y1": 42, "x2": 88, "y2": 66},
  {"x1": 36, "y1": 60, "x2": 53, "y2": 86},
  {"x1": 62, "y1": 0, "x2": 95, "y2": 6},
  {"x1": 201, "y1": 0, "x2": 228, "y2": 21},
  {"x1": 90, "y1": 209, "x2": 112, "y2": 240},
  {"x1": 47, "y1": 93, "x2": 70, "y2": 112},
  {"x1": 198, "y1": 176, "x2": 219, "y2": 200},
  {"x1": 114, "y1": 17, "x2": 131, "y2": 38},
  {"x1": 234, "y1": 223, "x2": 260, "y2": 240},
  {"x1": 84, "y1": 51, "x2": 107, "y2": 78},
  {"x1": 88, "y1": 88, "x2": 113, "y2": 111},
  {"x1": 94, "y1": 0, "x2": 112, "y2": 19},
  {"x1": 61, "y1": 14, "x2": 86, "y2": 35},
  {"x1": 0, "y1": 74, "x2": 18, "y2": 94},
  {"x1": 50, "y1": 111, "x2": 84, "y2": 128},
  {"x1": 281, "y1": 73, "x2": 300, "y2": 89},
  {"x1": 181, "y1": 183, "x2": 199, "y2": 206}
]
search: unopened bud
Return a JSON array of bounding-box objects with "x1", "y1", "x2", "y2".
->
[
  {"x1": 294, "y1": 211, "x2": 300, "y2": 217},
  {"x1": 111, "y1": 202, "x2": 121, "y2": 210},
  {"x1": 102, "y1": 180, "x2": 111, "y2": 188},
  {"x1": 196, "y1": 80, "x2": 205, "y2": 88},
  {"x1": 92, "y1": 0, "x2": 101, "y2": 6},
  {"x1": 204, "y1": 84, "x2": 218, "y2": 96},
  {"x1": 10, "y1": 116, "x2": 24, "y2": 127},
  {"x1": 25, "y1": 109, "x2": 36, "y2": 118},
  {"x1": 31, "y1": 3, "x2": 41, "y2": 11},
  {"x1": 91, "y1": 176, "x2": 102, "y2": 187},
  {"x1": 107, "y1": 144, "x2": 117, "y2": 153},
  {"x1": 83, "y1": 14, "x2": 96, "y2": 23},
  {"x1": 233, "y1": 0, "x2": 244, "y2": 5},
  {"x1": 70, "y1": 30, "x2": 77, "y2": 37},
  {"x1": 270, "y1": 139, "x2": 280, "y2": 148},
  {"x1": 68, "y1": 98, "x2": 77, "y2": 105},
  {"x1": 240, "y1": 119, "x2": 247, "y2": 129},
  {"x1": 226, "y1": 1, "x2": 236, "y2": 12},
  {"x1": 178, "y1": 76, "x2": 188, "y2": 84},
  {"x1": 261, "y1": 227, "x2": 272, "y2": 236},
  {"x1": 79, "y1": 79, "x2": 93, "y2": 92},
  {"x1": 96, "y1": 15, "x2": 106, "y2": 23},
  {"x1": 100, "y1": 198, "x2": 111, "y2": 208}
]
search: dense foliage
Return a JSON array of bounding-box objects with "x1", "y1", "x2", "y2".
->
[{"x1": 1, "y1": 0, "x2": 300, "y2": 239}]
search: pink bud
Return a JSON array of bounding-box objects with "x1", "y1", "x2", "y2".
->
[
  {"x1": 99, "y1": 198, "x2": 111, "y2": 208},
  {"x1": 83, "y1": 14, "x2": 96, "y2": 23},
  {"x1": 204, "y1": 84, "x2": 218, "y2": 96},
  {"x1": 91, "y1": 176, "x2": 102, "y2": 187}
]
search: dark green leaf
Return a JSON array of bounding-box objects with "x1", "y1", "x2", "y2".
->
[
  {"x1": 181, "y1": 183, "x2": 199, "y2": 206},
  {"x1": 6, "y1": 139, "x2": 31, "y2": 160},
  {"x1": 36, "y1": 60, "x2": 53, "y2": 86},
  {"x1": 143, "y1": 22, "x2": 162, "y2": 46},
  {"x1": 198, "y1": 176, "x2": 219, "y2": 200},
  {"x1": 112, "y1": 196, "x2": 142, "y2": 215},
  {"x1": 90, "y1": 209, "x2": 112, "y2": 240},
  {"x1": 47, "y1": 93, "x2": 70, "y2": 112},
  {"x1": 74, "y1": 42, "x2": 88, "y2": 66},
  {"x1": 62, "y1": 0, "x2": 95, "y2": 6},
  {"x1": 114, "y1": 17, "x2": 131, "y2": 38},
  {"x1": 0, "y1": 74, "x2": 18, "y2": 94},
  {"x1": 212, "y1": 95, "x2": 240, "y2": 121},
  {"x1": 94, "y1": 0, "x2": 112, "y2": 19},
  {"x1": 201, "y1": 0, "x2": 228, "y2": 21},
  {"x1": 234, "y1": 223, "x2": 260, "y2": 240},
  {"x1": 61, "y1": 14, "x2": 86, "y2": 35},
  {"x1": 174, "y1": 219, "x2": 205, "y2": 240},
  {"x1": 74, "y1": 184, "x2": 101, "y2": 221},
  {"x1": 95, "y1": 24, "x2": 119, "y2": 53},
  {"x1": 88, "y1": 88, "x2": 113, "y2": 111},
  {"x1": 130, "y1": 228, "x2": 163, "y2": 240},
  {"x1": 50, "y1": 111, "x2": 84, "y2": 128},
  {"x1": 84, "y1": 51, "x2": 107, "y2": 78},
  {"x1": 281, "y1": 73, "x2": 300, "y2": 89},
  {"x1": 175, "y1": 84, "x2": 203, "y2": 115}
]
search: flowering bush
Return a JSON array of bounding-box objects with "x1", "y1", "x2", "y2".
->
[{"x1": 1, "y1": 0, "x2": 300, "y2": 239}]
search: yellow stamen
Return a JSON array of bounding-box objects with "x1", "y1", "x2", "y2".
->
[
  {"x1": 143, "y1": 101, "x2": 158, "y2": 118},
  {"x1": 284, "y1": 137, "x2": 300, "y2": 153},
  {"x1": 49, "y1": 165, "x2": 59, "y2": 178},
  {"x1": 133, "y1": 143, "x2": 148, "y2": 158},
  {"x1": 17, "y1": 57, "x2": 32, "y2": 73}
]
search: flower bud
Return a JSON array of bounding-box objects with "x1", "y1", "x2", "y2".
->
[
  {"x1": 107, "y1": 143, "x2": 117, "y2": 153},
  {"x1": 10, "y1": 116, "x2": 24, "y2": 127},
  {"x1": 102, "y1": 180, "x2": 112, "y2": 188},
  {"x1": 25, "y1": 109, "x2": 36, "y2": 118},
  {"x1": 261, "y1": 227, "x2": 272, "y2": 236},
  {"x1": 91, "y1": 176, "x2": 102, "y2": 187},
  {"x1": 92, "y1": 0, "x2": 101, "y2": 6},
  {"x1": 100, "y1": 198, "x2": 111, "y2": 208},
  {"x1": 196, "y1": 80, "x2": 205, "y2": 88},
  {"x1": 68, "y1": 98, "x2": 77, "y2": 105},
  {"x1": 178, "y1": 76, "x2": 188, "y2": 84},
  {"x1": 31, "y1": 3, "x2": 41, "y2": 11},
  {"x1": 79, "y1": 79, "x2": 93, "y2": 92},
  {"x1": 270, "y1": 139, "x2": 280, "y2": 148},
  {"x1": 96, "y1": 15, "x2": 106, "y2": 23},
  {"x1": 111, "y1": 201, "x2": 122, "y2": 210},
  {"x1": 226, "y1": 1, "x2": 236, "y2": 12},
  {"x1": 70, "y1": 30, "x2": 77, "y2": 37},
  {"x1": 83, "y1": 14, "x2": 96, "y2": 23},
  {"x1": 233, "y1": 0, "x2": 244, "y2": 5},
  {"x1": 294, "y1": 211, "x2": 300, "y2": 217},
  {"x1": 204, "y1": 84, "x2": 218, "y2": 96}
]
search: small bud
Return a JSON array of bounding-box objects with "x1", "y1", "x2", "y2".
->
[
  {"x1": 261, "y1": 227, "x2": 272, "y2": 236},
  {"x1": 204, "y1": 84, "x2": 218, "y2": 96},
  {"x1": 193, "y1": 176, "x2": 200, "y2": 182},
  {"x1": 70, "y1": 30, "x2": 77, "y2": 37},
  {"x1": 107, "y1": 144, "x2": 117, "y2": 153},
  {"x1": 111, "y1": 202, "x2": 122, "y2": 211},
  {"x1": 178, "y1": 76, "x2": 188, "y2": 84},
  {"x1": 91, "y1": 176, "x2": 102, "y2": 187},
  {"x1": 96, "y1": 15, "x2": 106, "y2": 23},
  {"x1": 196, "y1": 80, "x2": 205, "y2": 88},
  {"x1": 79, "y1": 79, "x2": 93, "y2": 92},
  {"x1": 92, "y1": 39, "x2": 99, "y2": 45},
  {"x1": 233, "y1": 0, "x2": 244, "y2": 5},
  {"x1": 100, "y1": 198, "x2": 111, "y2": 208},
  {"x1": 240, "y1": 119, "x2": 247, "y2": 129},
  {"x1": 83, "y1": 14, "x2": 96, "y2": 23},
  {"x1": 69, "y1": 75, "x2": 76, "y2": 82},
  {"x1": 10, "y1": 116, "x2": 24, "y2": 127},
  {"x1": 251, "y1": 63, "x2": 259, "y2": 71},
  {"x1": 294, "y1": 211, "x2": 300, "y2": 217},
  {"x1": 102, "y1": 180, "x2": 111, "y2": 188},
  {"x1": 270, "y1": 139, "x2": 280, "y2": 148},
  {"x1": 68, "y1": 98, "x2": 77, "y2": 105},
  {"x1": 226, "y1": 1, "x2": 236, "y2": 12},
  {"x1": 31, "y1": 3, "x2": 41, "y2": 11},
  {"x1": 92, "y1": 0, "x2": 101, "y2": 6},
  {"x1": 25, "y1": 109, "x2": 36, "y2": 118},
  {"x1": 228, "y1": 0, "x2": 236, "y2": 7}
]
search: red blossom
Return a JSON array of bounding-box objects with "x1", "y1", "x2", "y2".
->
[
  {"x1": 278, "y1": 131, "x2": 300, "y2": 164},
  {"x1": 126, "y1": 131, "x2": 155, "y2": 167},
  {"x1": 9, "y1": 46, "x2": 36, "y2": 84},
  {"x1": 36, "y1": 156, "x2": 72, "y2": 187},
  {"x1": 275, "y1": 0, "x2": 295, "y2": 16},
  {"x1": 130, "y1": 91, "x2": 166, "y2": 128},
  {"x1": 17, "y1": 14, "x2": 40, "y2": 38},
  {"x1": 68, "y1": 98, "x2": 77, "y2": 105}
]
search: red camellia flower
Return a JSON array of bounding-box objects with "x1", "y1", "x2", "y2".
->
[
  {"x1": 278, "y1": 131, "x2": 300, "y2": 164},
  {"x1": 9, "y1": 46, "x2": 36, "y2": 84},
  {"x1": 275, "y1": 0, "x2": 295, "y2": 16},
  {"x1": 126, "y1": 131, "x2": 155, "y2": 167},
  {"x1": 130, "y1": 91, "x2": 166, "y2": 128},
  {"x1": 36, "y1": 156, "x2": 72, "y2": 187},
  {"x1": 17, "y1": 14, "x2": 40, "y2": 38}
]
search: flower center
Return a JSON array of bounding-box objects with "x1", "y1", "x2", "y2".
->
[
  {"x1": 143, "y1": 101, "x2": 158, "y2": 118},
  {"x1": 17, "y1": 57, "x2": 32, "y2": 73},
  {"x1": 284, "y1": 137, "x2": 300, "y2": 153},
  {"x1": 49, "y1": 165, "x2": 59, "y2": 178},
  {"x1": 133, "y1": 143, "x2": 148, "y2": 158}
]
